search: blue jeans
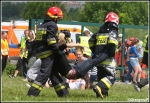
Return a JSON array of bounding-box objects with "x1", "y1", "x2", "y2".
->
[
  {"x1": 126, "y1": 61, "x2": 133, "y2": 81},
  {"x1": 90, "y1": 75, "x2": 97, "y2": 84}
]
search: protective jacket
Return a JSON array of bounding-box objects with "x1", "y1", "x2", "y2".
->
[
  {"x1": 35, "y1": 20, "x2": 59, "y2": 59},
  {"x1": 89, "y1": 22, "x2": 118, "y2": 59},
  {"x1": 143, "y1": 35, "x2": 148, "y2": 53},
  {"x1": 20, "y1": 36, "x2": 29, "y2": 58},
  {"x1": 1, "y1": 39, "x2": 9, "y2": 56},
  {"x1": 78, "y1": 36, "x2": 92, "y2": 57}
]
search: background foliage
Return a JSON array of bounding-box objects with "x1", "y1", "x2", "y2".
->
[{"x1": 2, "y1": 2, "x2": 148, "y2": 26}]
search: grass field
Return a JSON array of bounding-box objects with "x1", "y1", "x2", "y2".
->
[{"x1": 1, "y1": 72, "x2": 149, "y2": 102}]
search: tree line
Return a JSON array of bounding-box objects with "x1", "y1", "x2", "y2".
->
[{"x1": 2, "y1": 2, "x2": 148, "y2": 26}]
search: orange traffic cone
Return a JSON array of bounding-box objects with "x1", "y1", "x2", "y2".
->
[{"x1": 68, "y1": 53, "x2": 76, "y2": 60}]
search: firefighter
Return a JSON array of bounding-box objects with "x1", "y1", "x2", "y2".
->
[
  {"x1": 49, "y1": 12, "x2": 119, "y2": 98},
  {"x1": 134, "y1": 35, "x2": 148, "y2": 92},
  {"x1": 1, "y1": 31, "x2": 9, "y2": 73},
  {"x1": 27, "y1": 6, "x2": 69, "y2": 97},
  {"x1": 88, "y1": 12, "x2": 119, "y2": 98}
]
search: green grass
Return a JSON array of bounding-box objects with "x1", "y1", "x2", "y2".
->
[{"x1": 2, "y1": 72, "x2": 149, "y2": 102}]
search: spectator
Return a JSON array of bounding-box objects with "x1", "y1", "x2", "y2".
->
[
  {"x1": 1, "y1": 31, "x2": 9, "y2": 73},
  {"x1": 21, "y1": 30, "x2": 36, "y2": 70},
  {"x1": 24, "y1": 59, "x2": 50, "y2": 88},
  {"x1": 77, "y1": 30, "x2": 92, "y2": 58},
  {"x1": 125, "y1": 40, "x2": 133, "y2": 84},
  {"x1": 88, "y1": 66, "x2": 97, "y2": 87},
  {"x1": 9, "y1": 30, "x2": 29, "y2": 78},
  {"x1": 136, "y1": 40, "x2": 144, "y2": 66},
  {"x1": 134, "y1": 35, "x2": 148, "y2": 92},
  {"x1": 129, "y1": 38, "x2": 142, "y2": 84},
  {"x1": 74, "y1": 49, "x2": 96, "y2": 89},
  {"x1": 64, "y1": 72, "x2": 90, "y2": 90}
]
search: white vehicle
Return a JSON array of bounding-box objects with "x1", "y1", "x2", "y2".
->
[{"x1": 2, "y1": 20, "x2": 92, "y2": 57}]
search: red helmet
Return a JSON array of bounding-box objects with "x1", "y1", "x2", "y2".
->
[
  {"x1": 129, "y1": 37, "x2": 134, "y2": 41},
  {"x1": 126, "y1": 40, "x2": 131, "y2": 45},
  {"x1": 105, "y1": 12, "x2": 119, "y2": 25},
  {"x1": 46, "y1": 6, "x2": 63, "y2": 19}
]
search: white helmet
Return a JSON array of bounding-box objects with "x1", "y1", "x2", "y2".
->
[{"x1": 118, "y1": 34, "x2": 123, "y2": 38}]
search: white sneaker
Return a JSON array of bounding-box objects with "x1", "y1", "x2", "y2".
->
[
  {"x1": 134, "y1": 84, "x2": 141, "y2": 92},
  {"x1": 125, "y1": 81, "x2": 131, "y2": 84},
  {"x1": 26, "y1": 83, "x2": 31, "y2": 88}
]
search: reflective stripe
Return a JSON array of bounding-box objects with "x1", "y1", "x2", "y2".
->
[
  {"x1": 1, "y1": 39, "x2": 9, "y2": 55},
  {"x1": 96, "y1": 86, "x2": 104, "y2": 98},
  {"x1": 32, "y1": 83, "x2": 43, "y2": 90},
  {"x1": 101, "y1": 78, "x2": 111, "y2": 89},
  {"x1": 55, "y1": 85, "x2": 65, "y2": 92},
  {"x1": 100, "y1": 59, "x2": 116, "y2": 67},
  {"x1": 108, "y1": 39, "x2": 118, "y2": 46},
  {"x1": 54, "y1": 83, "x2": 65, "y2": 89},
  {"x1": 1, "y1": 49, "x2": 8, "y2": 55},
  {"x1": 48, "y1": 40, "x2": 56, "y2": 45},
  {"x1": 36, "y1": 28, "x2": 47, "y2": 40},
  {"x1": 89, "y1": 42, "x2": 95, "y2": 47},
  {"x1": 33, "y1": 80, "x2": 43, "y2": 87},
  {"x1": 144, "y1": 49, "x2": 148, "y2": 53},
  {"x1": 37, "y1": 50, "x2": 53, "y2": 59}
]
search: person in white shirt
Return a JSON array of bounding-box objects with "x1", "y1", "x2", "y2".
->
[
  {"x1": 25, "y1": 58, "x2": 50, "y2": 88},
  {"x1": 64, "y1": 72, "x2": 90, "y2": 90},
  {"x1": 66, "y1": 78, "x2": 86, "y2": 90}
]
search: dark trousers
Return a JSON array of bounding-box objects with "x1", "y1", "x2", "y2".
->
[
  {"x1": 53, "y1": 52, "x2": 108, "y2": 79},
  {"x1": 27, "y1": 54, "x2": 55, "y2": 96},
  {"x1": 15, "y1": 57, "x2": 28, "y2": 78},
  {"x1": 96, "y1": 65, "x2": 116, "y2": 95},
  {"x1": 2, "y1": 55, "x2": 8, "y2": 72},
  {"x1": 142, "y1": 52, "x2": 148, "y2": 67},
  {"x1": 50, "y1": 63, "x2": 69, "y2": 97},
  {"x1": 138, "y1": 77, "x2": 148, "y2": 88}
]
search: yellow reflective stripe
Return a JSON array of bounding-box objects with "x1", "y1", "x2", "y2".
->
[
  {"x1": 144, "y1": 49, "x2": 148, "y2": 53},
  {"x1": 47, "y1": 38, "x2": 57, "y2": 45},
  {"x1": 101, "y1": 78, "x2": 111, "y2": 89},
  {"x1": 37, "y1": 50, "x2": 53, "y2": 59},
  {"x1": 47, "y1": 12, "x2": 59, "y2": 19},
  {"x1": 96, "y1": 86, "x2": 104, "y2": 98},
  {"x1": 36, "y1": 30, "x2": 46, "y2": 35},
  {"x1": 101, "y1": 61, "x2": 116, "y2": 67},
  {"x1": 48, "y1": 40, "x2": 56, "y2": 45},
  {"x1": 55, "y1": 85, "x2": 65, "y2": 91},
  {"x1": 89, "y1": 43, "x2": 95, "y2": 47},
  {"x1": 32, "y1": 83, "x2": 43, "y2": 90},
  {"x1": 1, "y1": 49, "x2": 7, "y2": 51},
  {"x1": 108, "y1": 39, "x2": 118, "y2": 46}
]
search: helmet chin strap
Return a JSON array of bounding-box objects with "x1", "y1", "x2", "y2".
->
[{"x1": 54, "y1": 19, "x2": 58, "y2": 23}]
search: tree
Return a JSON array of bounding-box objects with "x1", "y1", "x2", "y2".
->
[
  {"x1": 80, "y1": 2, "x2": 148, "y2": 26},
  {"x1": 2, "y1": 2, "x2": 27, "y2": 21},
  {"x1": 21, "y1": 2, "x2": 67, "y2": 20}
]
